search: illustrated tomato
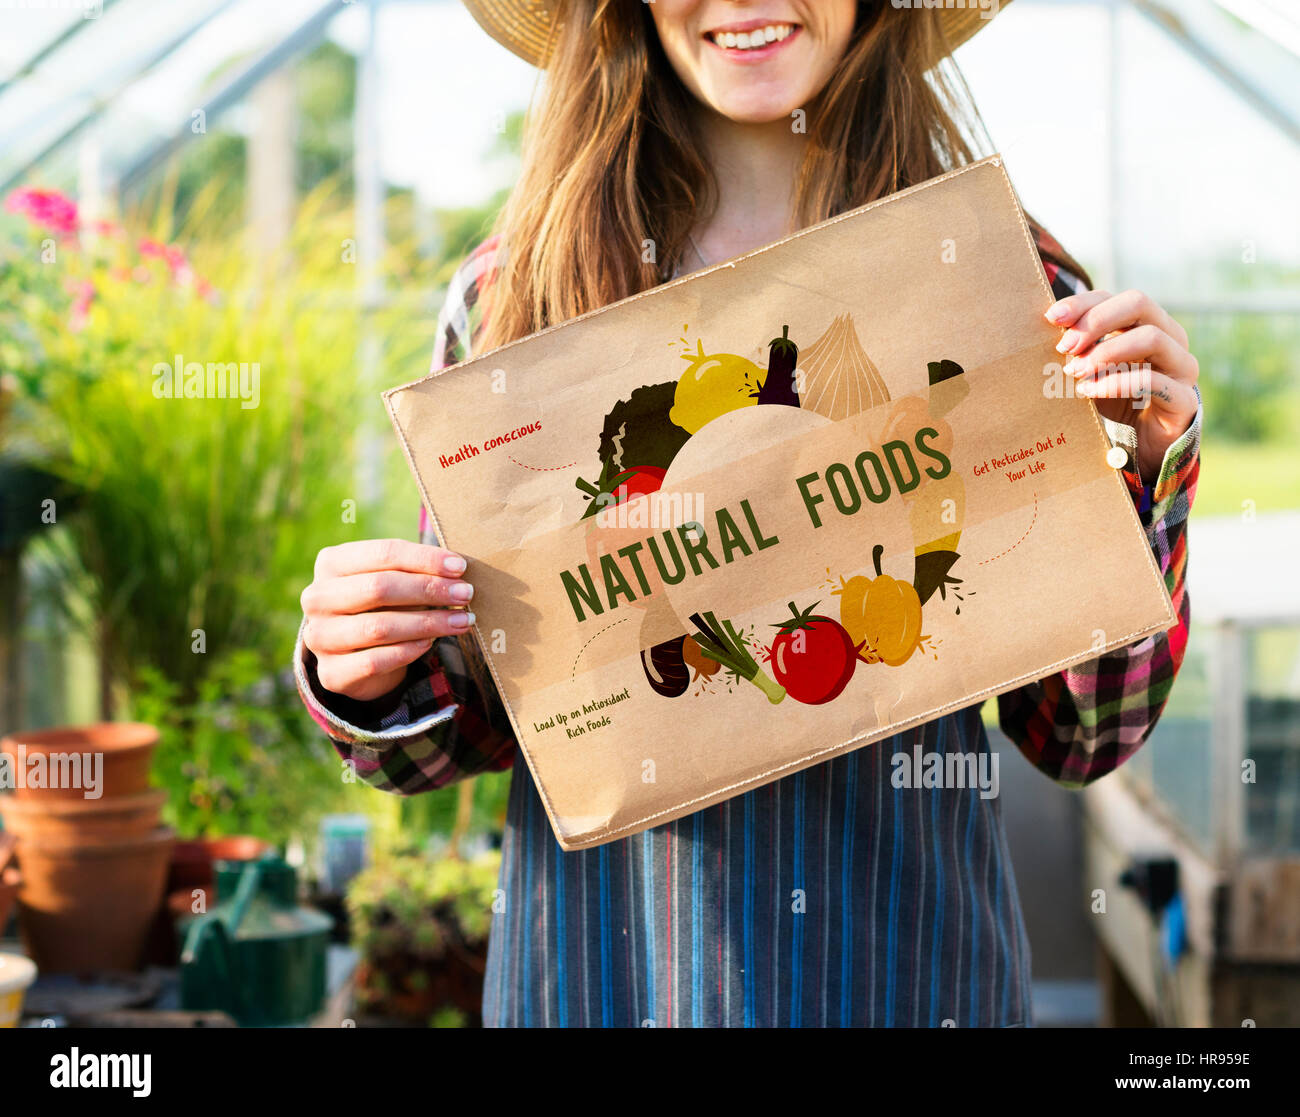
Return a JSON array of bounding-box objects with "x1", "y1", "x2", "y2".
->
[
  {"x1": 607, "y1": 465, "x2": 666, "y2": 508},
  {"x1": 577, "y1": 464, "x2": 666, "y2": 521},
  {"x1": 765, "y1": 600, "x2": 863, "y2": 705}
]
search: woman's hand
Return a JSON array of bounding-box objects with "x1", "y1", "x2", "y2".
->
[
  {"x1": 300, "y1": 539, "x2": 474, "y2": 702},
  {"x1": 1046, "y1": 289, "x2": 1199, "y2": 483}
]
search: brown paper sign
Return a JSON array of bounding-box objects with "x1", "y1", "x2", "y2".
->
[{"x1": 385, "y1": 157, "x2": 1175, "y2": 851}]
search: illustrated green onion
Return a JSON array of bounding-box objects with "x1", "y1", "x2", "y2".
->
[{"x1": 688, "y1": 610, "x2": 786, "y2": 705}]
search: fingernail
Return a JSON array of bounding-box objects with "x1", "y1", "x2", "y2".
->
[
  {"x1": 1045, "y1": 302, "x2": 1069, "y2": 322},
  {"x1": 442, "y1": 554, "x2": 467, "y2": 575},
  {"x1": 450, "y1": 581, "x2": 474, "y2": 603},
  {"x1": 1056, "y1": 330, "x2": 1079, "y2": 354},
  {"x1": 1064, "y1": 357, "x2": 1085, "y2": 376},
  {"x1": 450, "y1": 610, "x2": 475, "y2": 630}
]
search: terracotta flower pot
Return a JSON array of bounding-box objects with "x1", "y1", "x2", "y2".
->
[
  {"x1": 0, "y1": 790, "x2": 166, "y2": 844},
  {"x1": 15, "y1": 826, "x2": 174, "y2": 973},
  {"x1": 168, "y1": 836, "x2": 272, "y2": 895},
  {"x1": 1, "y1": 723, "x2": 159, "y2": 801}
]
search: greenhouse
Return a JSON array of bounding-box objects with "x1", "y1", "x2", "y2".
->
[{"x1": 0, "y1": 0, "x2": 1296, "y2": 1048}]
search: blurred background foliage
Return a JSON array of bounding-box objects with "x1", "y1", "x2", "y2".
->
[{"x1": 0, "y1": 39, "x2": 523, "y2": 855}]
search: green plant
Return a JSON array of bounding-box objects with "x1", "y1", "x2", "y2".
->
[
  {"x1": 1, "y1": 181, "x2": 449, "y2": 844},
  {"x1": 128, "y1": 650, "x2": 345, "y2": 842},
  {"x1": 5, "y1": 184, "x2": 431, "y2": 705},
  {"x1": 348, "y1": 849, "x2": 499, "y2": 956},
  {"x1": 429, "y1": 1006, "x2": 468, "y2": 1028},
  {"x1": 347, "y1": 848, "x2": 501, "y2": 1024},
  {"x1": 1185, "y1": 310, "x2": 1299, "y2": 444}
]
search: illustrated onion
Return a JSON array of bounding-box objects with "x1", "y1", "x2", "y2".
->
[
  {"x1": 798, "y1": 313, "x2": 890, "y2": 420},
  {"x1": 681, "y1": 634, "x2": 721, "y2": 682}
]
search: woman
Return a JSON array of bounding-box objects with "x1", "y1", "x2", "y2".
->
[{"x1": 296, "y1": 1, "x2": 1201, "y2": 1027}]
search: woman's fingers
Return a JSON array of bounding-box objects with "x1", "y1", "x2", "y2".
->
[
  {"x1": 314, "y1": 538, "x2": 467, "y2": 580},
  {"x1": 1064, "y1": 324, "x2": 1199, "y2": 386},
  {"x1": 305, "y1": 607, "x2": 474, "y2": 655},
  {"x1": 301, "y1": 569, "x2": 473, "y2": 615},
  {"x1": 303, "y1": 539, "x2": 476, "y2": 701},
  {"x1": 1046, "y1": 287, "x2": 1199, "y2": 483},
  {"x1": 1075, "y1": 366, "x2": 1198, "y2": 413},
  {"x1": 1045, "y1": 288, "x2": 1111, "y2": 329},
  {"x1": 314, "y1": 640, "x2": 435, "y2": 699},
  {"x1": 1050, "y1": 289, "x2": 1189, "y2": 354}
]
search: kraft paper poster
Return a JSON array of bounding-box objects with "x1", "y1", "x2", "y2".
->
[{"x1": 385, "y1": 156, "x2": 1175, "y2": 851}]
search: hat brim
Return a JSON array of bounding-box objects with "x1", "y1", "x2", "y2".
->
[{"x1": 461, "y1": 1, "x2": 1010, "y2": 69}]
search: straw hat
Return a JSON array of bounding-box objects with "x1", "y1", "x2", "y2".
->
[{"x1": 461, "y1": 1, "x2": 1010, "y2": 69}]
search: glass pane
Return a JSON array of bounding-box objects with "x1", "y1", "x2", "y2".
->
[
  {"x1": 1127, "y1": 622, "x2": 1216, "y2": 854},
  {"x1": 1245, "y1": 625, "x2": 1300, "y2": 853},
  {"x1": 0, "y1": 0, "x2": 331, "y2": 190}
]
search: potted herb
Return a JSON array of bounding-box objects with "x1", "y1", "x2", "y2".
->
[{"x1": 346, "y1": 849, "x2": 500, "y2": 1027}]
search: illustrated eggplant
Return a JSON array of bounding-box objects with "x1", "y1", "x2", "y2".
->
[
  {"x1": 641, "y1": 635, "x2": 691, "y2": 697},
  {"x1": 755, "y1": 324, "x2": 800, "y2": 407}
]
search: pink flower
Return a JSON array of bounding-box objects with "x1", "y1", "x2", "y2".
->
[
  {"x1": 90, "y1": 219, "x2": 123, "y2": 239},
  {"x1": 4, "y1": 187, "x2": 79, "y2": 236},
  {"x1": 67, "y1": 279, "x2": 95, "y2": 332},
  {"x1": 139, "y1": 237, "x2": 192, "y2": 282}
]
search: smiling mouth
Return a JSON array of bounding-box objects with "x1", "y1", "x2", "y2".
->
[{"x1": 705, "y1": 22, "x2": 800, "y2": 54}]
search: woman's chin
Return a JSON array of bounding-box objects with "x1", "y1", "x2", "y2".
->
[{"x1": 707, "y1": 91, "x2": 807, "y2": 127}]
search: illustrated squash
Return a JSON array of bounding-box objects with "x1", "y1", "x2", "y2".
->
[{"x1": 834, "y1": 545, "x2": 924, "y2": 667}]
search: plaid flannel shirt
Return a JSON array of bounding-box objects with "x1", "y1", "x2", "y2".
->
[
  {"x1": 295, "y1": 227, "x2": 1200, "y2": 795},
  {"x1": 294, "y1": 222, "x2": 1201, "y2": 1028}
]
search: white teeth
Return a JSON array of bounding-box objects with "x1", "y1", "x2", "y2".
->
[{"x1": 712, "y1": 24, "x2": 794, "y2": 50}]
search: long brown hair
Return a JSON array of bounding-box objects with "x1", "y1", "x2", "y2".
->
[
  {"x1": 476, "y1": 0, "x2": 1089, "y2": 354},
  {"x1": 458, "y1": 1, "x2": 1089, "y2": 706}
]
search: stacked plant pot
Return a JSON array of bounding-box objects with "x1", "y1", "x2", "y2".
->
[{"x1": 0, "y1": 724, "x2": 173, "y2": 973}]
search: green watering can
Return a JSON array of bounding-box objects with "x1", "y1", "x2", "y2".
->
[{"x1": 180, "y1": 853, "x2": 333, "y2": 1027}]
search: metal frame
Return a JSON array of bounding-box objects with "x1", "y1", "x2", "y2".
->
[
  {"x1": 0, "y1": 0, "x2": 240, "y2": 196},
  {"x1": 115, "y1": 0, "x2": 343, "y2": 195},
  {"x1": 1209, "y1": 621, "x2": 1249, "y2": 867},
  {"x1": 0, "y1": 0, "x2": 127, "y2": 100},
  {"x1": 1131, "y1": 0, "x2": 1300, "y2": 146}
]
